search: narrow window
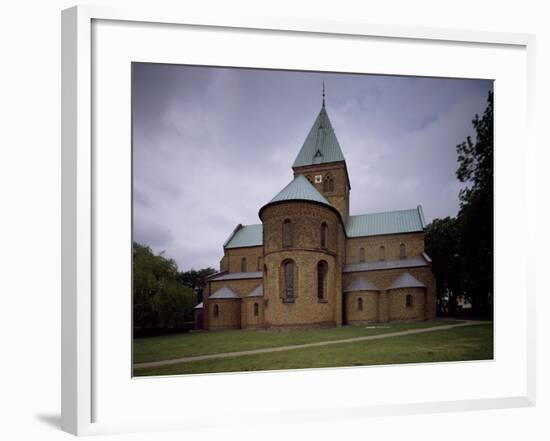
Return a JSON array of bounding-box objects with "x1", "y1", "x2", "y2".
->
[
  {"x1": 357, "y1": 297, "x2": 363, "y2": 311},
  {"x1": 283, "y1": 219, "x2": 292, "y2": 248},
  {"x1": 213, "y1": 304, "x2": 219, "y2": 317},
  {"x1": 257, "y1": 256, "x2": 262, "y2": 271},
  {"x1": 359, "y1": 247, "x2": 365, "y2": 262},
  {"x1": 400, "y1": 243, "x2": 406, "y2": 259},
  {"x1": 283, "y1": 260, "x2": 295, "y2": 301},
  {"x1": 379, "y1": 246, "x2": 386, "y2": 261},
  {"x1": 323, "y1": 175, "x2": 334, "y2": 192},
  {"x1": 241, "y1": 257, "x2": 247, "y2": 272},
  {"x1": 406, "y1": 294, "x2": 413, "y2": 308},
  {"x1": 317, "y1": 260, "x2": 328, "y2": 300},
  {"x1": 254, "y1": 302, "x2": 259, "y2": 316},
  {"x1": 320, "y1": 222, "x2": 328, "y2": 249}
]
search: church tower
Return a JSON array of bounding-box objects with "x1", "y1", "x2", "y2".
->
[{"x1": 291, "y1": 87, "x2": 351, "y2": 222}]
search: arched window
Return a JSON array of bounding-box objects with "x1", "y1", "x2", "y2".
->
[
  {"x1": 254, "y1": 302, "x2": 259, "y2": 316},
  {"x1": 282, "y1": 260, "x2": 295, "y2": 302},
  {"x1": 257, "y1": 256, "x2": 262, "y2": 271},
  {"x1": 323, "y1": 175, "x2": 334, "y2": 192},
  {"x1": 379, "y1": 246, "x2": 386, "y2": 261},
  {"x1": 317, "y1": 260, "x2": 328, "y2": 300},
  {"x1": 357, "y1": 297, "x2": 363, "y2": 311},
  {"x1": 400, "y1": 243, "x2": 406, "y2": 259},
  {"x1": 282, "y1": 219, "x2": 292, "y2": 248},
  {"x1": 359, "y1": 247, "x2": 365, "y2": 262},
  {"x1": 213, "y1": 304, "x2": 219, "y2": 317},
  {"x1": 241, "y1": 257, "x2": 247, "y2": 272},
  {"x1": 320, "y1": 222, "x2": 328, "y2": 249},
  {"x1": 406, "y1": 294, "x2": 413, "y2": 308}
]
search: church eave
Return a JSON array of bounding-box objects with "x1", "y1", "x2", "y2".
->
[{"x1": 258, "y1": 198, "x2": 348, "y2": 236}]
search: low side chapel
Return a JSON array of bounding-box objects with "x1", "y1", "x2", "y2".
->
[{"x1": 194, "y1": 89, "x2": 436, "y2": 330}]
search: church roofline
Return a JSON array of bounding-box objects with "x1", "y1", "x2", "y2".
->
[
  {"x1": 222, "y1": 223, "x2": 243, "y2": 248},
  {"x1": 259, "y1": 197, "x2": 346, "y2": 228},
  {"x1": 258, "y1": 174, "x2": 347, "y2": 230},
  {"x1": 224, "y1": 223, "x2": 263, "y2": 249},
  {"x1": 346, "y1": 207, "x2": 426, "y2": 238}
]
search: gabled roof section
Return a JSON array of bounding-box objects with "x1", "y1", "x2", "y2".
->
[
  {"x1": 344, "y1": 276, "x2": 379, "y2": 292},
  {"x1": 292, "y1": 107, "x2": 346, "y2": 168},
  {"x1": 268, "y1": 174, "x2": 331, "y2": 206},
  {"x1": 224, "y1": 224, "x2": 263, "y2": 249},
  {"x1": 209, "y1": 285, "x2": 241, "y2": 299},
  {"x1": 247, "y1": 285, "x2": 263, "y2": 297},
  {"x1": 388, "y1": 272, "x2": 426, "y2": 290},
  {"x1": 346, "y1": 206, "x2": 426, "y2": 237}
]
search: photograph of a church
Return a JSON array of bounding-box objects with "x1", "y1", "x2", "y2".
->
[
  {"x1": 196, "y1": 92, "x2": 436, "y2": 331},
  {"x1": 132, "y1": 64, "x2": 494, "y2": 376}
]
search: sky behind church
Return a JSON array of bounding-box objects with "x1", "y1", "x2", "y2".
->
[{"x1": 132, "y1": 63, "x2": 493, "y2": 271}]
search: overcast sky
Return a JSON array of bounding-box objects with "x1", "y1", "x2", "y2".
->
[{"x1": 132, "y1": 63, "x2": 493, "y2": 271}]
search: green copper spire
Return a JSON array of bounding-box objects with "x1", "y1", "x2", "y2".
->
[{"x1": 292, "y1": 98, "x2": 346, "y2": 168}]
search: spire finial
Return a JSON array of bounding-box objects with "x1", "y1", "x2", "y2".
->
[{"x1": 322, "y1": 81, "x2": 326, "y2": 108}]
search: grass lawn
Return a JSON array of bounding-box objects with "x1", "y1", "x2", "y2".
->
[
  {"x1": 133, "y1": 319, "x2": 463, "y2": 364},
  {"x1": 134, "y1": 323, "x2": 492, "y2": 376}
]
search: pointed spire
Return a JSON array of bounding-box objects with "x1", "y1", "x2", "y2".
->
[{"x1": 292, "y1": 93, "x2": 345, "y2": 168}]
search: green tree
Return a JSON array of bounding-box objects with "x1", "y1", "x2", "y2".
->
[
  {"x1": 425, "y1": 91, "x2": 493, "y2": 317},
  {"x1": 425, "y1": 217, "x2": 463, "y2": 315},
  {"x1": 177, "y1": 267, "x2": 217, "y2": 302},
  {"x1": 455, "y1": 91, "x2": 494, "y2": 316},
  {"x1": 132, "y1": 242, "x2": 196, "y2": 332}
]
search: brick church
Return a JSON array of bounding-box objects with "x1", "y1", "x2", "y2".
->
[{"x1": 194, "y1": 93, "x2": 436, "y2": 330}]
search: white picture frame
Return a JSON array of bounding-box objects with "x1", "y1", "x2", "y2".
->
[{"x1": 62, "y1": 5, "x2": 536, "y2": 436}]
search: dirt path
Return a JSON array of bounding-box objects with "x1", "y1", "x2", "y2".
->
[{"x1": 133, "y1": 320, "x2": 490, "y2": 370}]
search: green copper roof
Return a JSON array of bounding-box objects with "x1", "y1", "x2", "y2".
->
[
  {"x1": 292, "y1": 107, "x2": 346, "y2": 168},
  {"x1": 224, "y1": 224, "x2": 262, "y2": 249},
  {"x1": 346, "y1": 206, "x2": 426, "y2": 237},
  {"x1": 209, "y1": 285, "x2": 241, "y2": 299},
  {"x1": 247, "y1": 285, "x2": 263, "y2": 297},
  {"x1": 344, "y1": 276, "x2": 379, "y2": 292},
  {"x1": 388, "y1": 272, "x2": 426, "y2": 290},
  {"x1": 268, "y1": 174, "x2": 331, "y2": 206}
]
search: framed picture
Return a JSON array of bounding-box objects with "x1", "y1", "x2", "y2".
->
[{"x1": 62, "y1": 5, "x2": 536, "y2": 436}]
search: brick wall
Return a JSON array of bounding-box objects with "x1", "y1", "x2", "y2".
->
[
  {"x1": 292, "y1": 162, "x2": 350, "y2": 222},
  {"x1": 201, "y1": 198, "x2": 436, "y2": 330},
  {"x1": 345, "y1": 232, "x2": 425, "y2": 264},
  {"x1": 387, "y1": 287, "x2": 426, "y2": 321},
  {"x1": 343, "y1": 266, "x2": 436, "y2": 322},
  {"x1": 345, "y1": 291, "x2": 379, "y2": 323},
  {"x1": 241, "y1": 297, "x2": 265, "y2": 329},
  {"x1": 207, "y1": 298, "x2": 241, "y2": 330},
  {"x1": 204, "y1": 277, "x2": 262, "y2": 330},
  {"x1": 261, "y1": 201, "x2": 344, "y2": 328},
  {"x1": 223, "y1": 246, "x2": 263, "y2": 273}
]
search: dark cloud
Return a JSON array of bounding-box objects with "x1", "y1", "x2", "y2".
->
[
  {"x1": 132, "y1": 63, "x2": 493, "y2": 270},
  {"x1": 133, "y1": 220, "x2": 174, "y2": 250}
]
